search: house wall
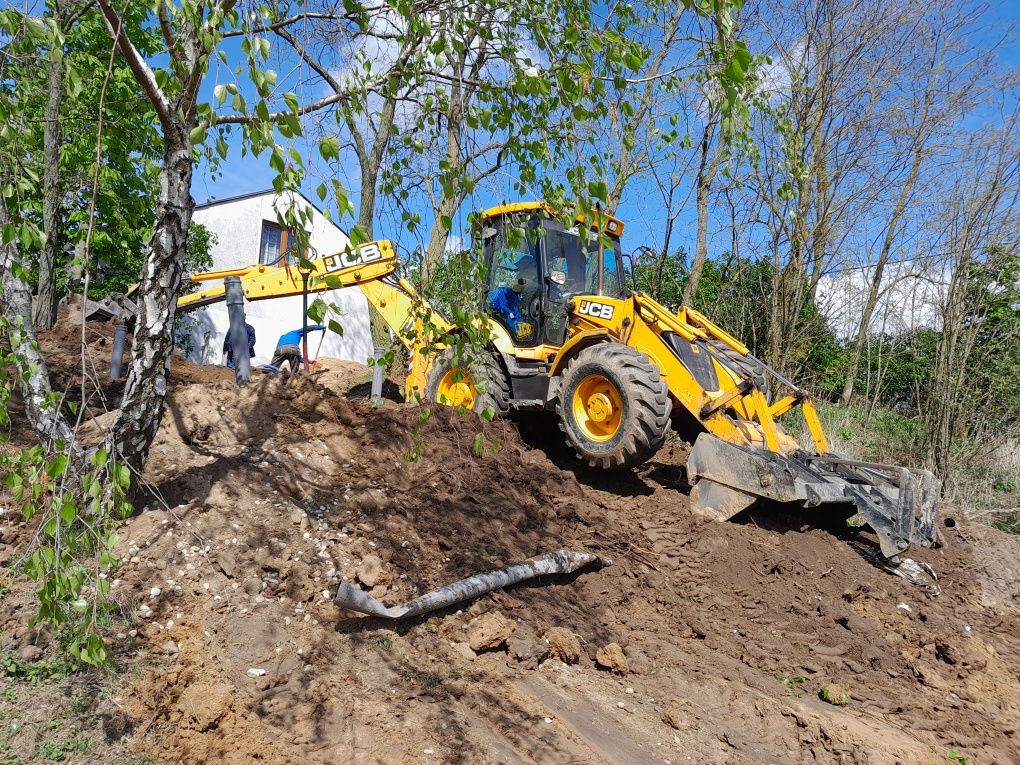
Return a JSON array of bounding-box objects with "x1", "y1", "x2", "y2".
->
[{"x1": 181, "y1": 191, "x2": 374, "y2": 367}]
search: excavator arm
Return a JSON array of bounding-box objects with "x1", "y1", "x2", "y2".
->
[
  {"x1": 182, "y1": 242, "x2": 394, "y2": 312},
  {"x1": 177, "y1": 240, "x2": 450, "y2": 395}
]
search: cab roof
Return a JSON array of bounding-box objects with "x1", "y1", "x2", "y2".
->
[{"x1": 480, "y1": 201, "x2": 625, "y2": 237}]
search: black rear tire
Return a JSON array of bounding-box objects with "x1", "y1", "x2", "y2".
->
[
  {"x1": 425, "y1": 346, "x2": 511, "y2": 418},
  {"x1": 557, "y1": 343, "x2": 672, "y2": 469}
]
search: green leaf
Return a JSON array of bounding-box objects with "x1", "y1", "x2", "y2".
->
[
  {"x1": 66, "y1": 66, "x2": 83, "y2": 98},
  {"x1": 307, "y1": 298, "x2": 327, "y2": 323},
  {"x1": 319, "y1": 136, "x2": 340, "y2": 161},
  {"x1": 58, "y1": 501, "x2": 76, "y2": 524},
  {"x1": 114, "y1": 463, "x2": 131, "y2": 490},
  {"x1": 45, "y1": 454, "x2": 67, "y2": 479},
  {"x1": 91, "y1": 448, "x2": 107, "y2": 468},
  {"x1": 189, "y1": 125, "x2": 207, "y2": 146}
]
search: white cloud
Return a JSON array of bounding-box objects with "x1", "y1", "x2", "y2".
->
[
  {"x1": 446, "y1": 233, "x2": 465, "y2": 254},
  {"x1": 816, "y1": 260, "x2": 948, "y2": 339}
]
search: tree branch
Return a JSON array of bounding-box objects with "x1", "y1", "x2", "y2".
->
[
  {"x1": 221, "y1": 9, "x2": 378, "y2": 38},
  {"x1": 95, "y1": 0, "x2": 173, "y2": 128}
]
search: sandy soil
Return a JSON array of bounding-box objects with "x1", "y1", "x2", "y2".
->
[{"x1": 1, "y1": 319, "x2": 1018, "y2": 765}]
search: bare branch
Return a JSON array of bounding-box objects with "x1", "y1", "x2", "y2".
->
[{"x1": 95, "y1": 0, "x2": 173, "y2": 128}]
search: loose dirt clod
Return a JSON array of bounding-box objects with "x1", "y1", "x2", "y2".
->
[
  {"x1": 595, "y1": 642, "x2": 629, "y2": 675},
  {"x1": 507, "y1": 624, "x2": 546, "y2": 668},
  {"x1": 468, "y1": 610, "x2": 516, "y2": 652},
  {"x1": 356, "y1": 554, "x2": 386, "y2": 587},
  {"x1": 544, "y1": 627, "x2": 582, "y2": 664}
]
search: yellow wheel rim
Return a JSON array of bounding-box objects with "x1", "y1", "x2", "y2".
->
[
  {"x1": 437, "y1": 367, "x2": 477, "y2": 409},
  {"x1": 572, "y1": 374, "x2": 623, "y2": 442}
]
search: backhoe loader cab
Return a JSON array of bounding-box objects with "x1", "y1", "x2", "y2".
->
[{"x1": 477, "y1": 204, "x2": 628, "y2": 349}]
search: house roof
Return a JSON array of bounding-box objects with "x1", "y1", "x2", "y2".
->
[{"x1": 195, "y1": 188, "x2": 349, "y2": 237}]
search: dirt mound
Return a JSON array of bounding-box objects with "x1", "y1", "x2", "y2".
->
[{"x1": 3, "y1": 350, "x2": 1020, "y2": 764}]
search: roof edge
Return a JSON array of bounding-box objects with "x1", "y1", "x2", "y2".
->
[{"x1": 195, "y1": 188, "x2": 350, "y2": 239}]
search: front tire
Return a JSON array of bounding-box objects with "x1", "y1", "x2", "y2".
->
[
  {"x1": 425, "y1": 346, "x2": 511, "y2": 418},
  {"x1": 557, "y1": 343, "x2": 671, "y2": 469}
]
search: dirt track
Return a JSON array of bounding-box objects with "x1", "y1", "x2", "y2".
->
[{"x1": 2, "y1": 337, "x2": 1020, "y2": 764}]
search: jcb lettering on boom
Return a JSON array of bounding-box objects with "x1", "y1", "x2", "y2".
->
[
  {"x1": 578, "y1": 300, "x2": 614, "y2": 320},
  {"x1": 322, "y1": 243, "x2": 383, "y2": 274}
]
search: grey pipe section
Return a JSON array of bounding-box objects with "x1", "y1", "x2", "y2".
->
[
  {"x1": 224, "y1": 276, "x2": 251, "y2": 385},
  {"x1": 110, "y1": 322, "x2": 128, "y2": 379},
  {"x1": 370, "y1": 346, "x2": 385, "y2": 407},
  {"x1": 334, "y1": 549, "x2": 608, "y2": 619}
]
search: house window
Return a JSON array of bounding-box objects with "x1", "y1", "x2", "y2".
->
[
  {"x1": 259, "y1": 222, "x2": 282, "y2": 265},
  {"x1": 259, "y1": 222, "x2": 302, "y2": 266}
]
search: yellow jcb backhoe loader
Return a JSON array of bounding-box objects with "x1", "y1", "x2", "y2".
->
[{"x1": 174, "y1": 202, "x2": 941, "y2": 585}]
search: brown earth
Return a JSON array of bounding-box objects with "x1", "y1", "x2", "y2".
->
[{"x1": 1, "y1": 318, "x2": 1019, "y2": 765}]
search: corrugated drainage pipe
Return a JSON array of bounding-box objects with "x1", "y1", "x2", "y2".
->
[{"x1": 334, "y1": 549, "x2": 608, "y2": 619}]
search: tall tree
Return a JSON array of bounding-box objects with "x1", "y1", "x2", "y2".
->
[
  {"x1": 838, "y1": 4, "x2": 993, "y2": 405},
  {"x1": 33, "y1": 0, "x2": 86, "y2": 329},
  {"x1": 268, "y1": 7, "x2": 427, "y2": 343},
  {"x1": 923, "y1": 112, "x2": 1020, "y2": 481}
]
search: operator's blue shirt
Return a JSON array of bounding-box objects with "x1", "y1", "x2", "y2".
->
[{"x1": 276, "y1": 325, "x2": 325, "y2": 348}]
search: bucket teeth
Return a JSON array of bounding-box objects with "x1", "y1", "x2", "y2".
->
[{"x1": 688, "y1": 434, "x2": 941, "y2": 576}]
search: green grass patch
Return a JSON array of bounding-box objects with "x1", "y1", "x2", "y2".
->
[
  {"x1": 779, "y1": 674, "x2": 806, "y2": 697},
  {"x1": 991, "y1": 513, "x2": 1020, "y2": 535},
  {"x1": 0, "y1": 652, "x2": 75, "y2": 684},
  {"x1": 36, "y1": 736, "x2": 91, "y2": 761}
]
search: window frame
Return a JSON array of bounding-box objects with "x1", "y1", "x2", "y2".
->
[{"x1": 259, "y1": 221, "x2": 302, "y2": 266}]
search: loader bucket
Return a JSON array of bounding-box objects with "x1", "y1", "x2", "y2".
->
[{"x1": 687, "y1": 434, "x2": 941, "y2": 561}]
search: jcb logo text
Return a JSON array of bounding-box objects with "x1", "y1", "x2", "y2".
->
[
  {"x1": 577, "y1": 301, "x2": 614, "y2": 320},
  {"x1": 322, "y1": 243, "x2": 383, "y2": 273}
]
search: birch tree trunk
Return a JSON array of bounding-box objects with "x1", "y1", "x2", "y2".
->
[
  {"x1": 0, "y1": 199, "x2": 81, "y2": 454},
  {"x1": 102, "y1": 126, "x2": 194, "y2": 474}
]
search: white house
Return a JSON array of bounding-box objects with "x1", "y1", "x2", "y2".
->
[{"x1": 179, "y1": 189, "x2": 374, "y2": 367}]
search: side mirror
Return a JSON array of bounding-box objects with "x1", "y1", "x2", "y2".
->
[{"x1": 481, "y1": 226, "x2": 497, "y2": 240}]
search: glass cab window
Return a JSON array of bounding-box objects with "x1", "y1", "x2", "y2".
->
[
  {"x1": 481, "y1": 214, "x2": 627, "y2": 348},
  {"x1": 482, "y1": 222, "x2": 542, "y2": 346},
  {"x1": 543, "y1": 225, "x2": 625, "y2": 298}
]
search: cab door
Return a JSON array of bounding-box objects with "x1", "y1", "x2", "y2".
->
[
  {"x1": 481, "y1": 218, "x2": 543, "y2": 347},
  {"x1": 538, "y1": 221, "x2": 594, "y2": 347}
]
